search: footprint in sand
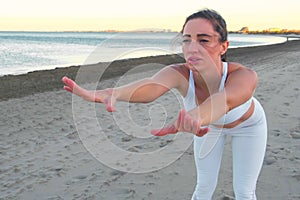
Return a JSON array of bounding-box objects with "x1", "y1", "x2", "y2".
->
[
  {"x1": 65, "y1": 131, "x2": 78, "y2": 140},
  {"x1": 292, "y1": 174, "x2": 300, "y2": 181},
  {"x1": 264, "y1": 156, "x2": 276, "y2": 165},
  {"x1": 115, "y1": 188, "x2": 136, "y2": 199},
  {"x1": 290, "y1": 132, "x2": 300, "y2": 139},
  {"x1": 273, "y1": 129, "x2": 281, "y2": 136},
  {"x1": 73, "y1": 174, "x2": 88, "y2": 180},
  {"x1": 121, "y1": 135, "x2": 133, "y2": 142},
  {"x1": 219, "y1": 195, "x2": 235, "y2": 200}
]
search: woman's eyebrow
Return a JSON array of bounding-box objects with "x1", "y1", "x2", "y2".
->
[
  {"x1": 182, "y1": 33, "x2": 212, "y2": 37},
  {"x1": 197, "y1": 33, "x2": 212, "y2": 37},
  {"x1": 182, "y1": 34, "x2": 191, "y2": 37}
]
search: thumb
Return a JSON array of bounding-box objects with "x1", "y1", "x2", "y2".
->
[
  {"x1": 151, "y1": 124, "x2": 178, "y2": 136},
  {"x1": 105, "y1": 97, "x2": 116, "y2": 112}
]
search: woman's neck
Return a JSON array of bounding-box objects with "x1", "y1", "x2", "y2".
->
[{"x1": 193, "y1": 61, "x2": 223, "y2": 95}]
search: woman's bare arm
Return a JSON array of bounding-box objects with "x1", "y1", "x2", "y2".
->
[
  {"x1": 114, "y1": 65, "x2": 186, "y2": 103},
  {"x1": 62, "y1": 65, "x2": 187, "y2": 111}
]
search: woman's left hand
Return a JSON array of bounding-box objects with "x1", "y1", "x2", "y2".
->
[{"x1": 151, "y1": 109, "x2": 210, "y2": 137}]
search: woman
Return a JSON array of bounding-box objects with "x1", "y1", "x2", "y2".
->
[{"x1": 62, "y1": 9, "x2": 267, "y2": 200}]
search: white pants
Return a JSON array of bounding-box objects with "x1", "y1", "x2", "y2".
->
[{"x1": 192, "y1": 98, "x2": 267, "y2": 200}]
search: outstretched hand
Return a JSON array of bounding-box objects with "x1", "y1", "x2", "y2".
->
[
  {"x1": 62, "y1": 76, "x2": 116, "y2": 112},
  {"x1": 62, "y1": 77, "x2": 209, "y2": 136},
  {"x1": 151, "y1": 109, "x2": 210, "y2": 137}
]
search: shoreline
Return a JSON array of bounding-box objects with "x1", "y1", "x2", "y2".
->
[
  {"x1": 0, "y1": 33, "x2": 289, "y2": 78},
  {"x1": 0, "y1": 33, "x2": 288, "y2": 78},
  {"x1": 1, "y1": 40, "x2": 300, "y2": 101}
]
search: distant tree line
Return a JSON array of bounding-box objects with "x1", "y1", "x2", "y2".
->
[{"x1": 230, "y1": 27, "x2": 300, "y2": 35}]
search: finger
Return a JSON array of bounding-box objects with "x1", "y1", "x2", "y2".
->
[
  {"x1": 151, "y1": 124, "x2": 177, "y2": 136},
  {"x1": 176, "y1": 109, "x2": 186, "y2": 131},
  {"x1": 191, "y1": 119, "x2": 200, "y2": 135},
  {"x1": 63, "y1": 85, "x2": 72, "y2": 93},
  {"x1": 62, "y1": 76, "x2": 92, "y2": 101},
  {"x1": 183, "y1": 114, "x2": 193, "y2": 132},
  {"x1": 106, "y1": 103, "x2": 116, "y2": 112},
  {"x1": 104, "y1": 97, "x2": 116, "y2": 112},
  {"x1": 62, "y1": 76, "x2": 83, "y2": 95},
  {"x1": 195, "y1": 126, "x2": 210, "y2": 137},
  {"x1": 62, "y1": 76, "x2": 75, "y2": 89}
]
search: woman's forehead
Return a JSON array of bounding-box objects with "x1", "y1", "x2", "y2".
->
[{"x1": 183, "y1": 18, "x2": 215, "y2": 35}]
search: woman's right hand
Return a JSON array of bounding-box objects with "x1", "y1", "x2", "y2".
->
[
  {"x1": 151, "y1": 109, "x2": 210, "y2": 137},
  {"x1": 62, "y1": 76, "x2": 116, "y2": 112}
]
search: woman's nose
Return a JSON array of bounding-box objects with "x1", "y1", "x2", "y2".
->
[{"x1": 186, "y1": 40, "x2": 200, "y2": 52}]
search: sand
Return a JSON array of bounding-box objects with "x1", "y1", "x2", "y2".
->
[{"x1": 1, "y1": 40, "x2": 300, "y2": 200}]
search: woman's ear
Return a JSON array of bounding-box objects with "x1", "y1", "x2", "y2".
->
[{"x1": 220, "y1": 41, "x2": 229, "y2": 56}]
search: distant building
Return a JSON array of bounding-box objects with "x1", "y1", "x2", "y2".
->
[
  {"x1": 238, "y1": 27, "x2": 249, "y2": 34},
  {"x1": 268, "y1": 28, "x2": 281, "y2": 32}
]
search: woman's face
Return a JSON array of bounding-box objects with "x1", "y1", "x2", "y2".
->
[{"x1": 182, "y1": 18, "x2": 228, "y2": 70}]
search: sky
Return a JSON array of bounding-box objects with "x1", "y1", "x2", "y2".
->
[{"x1": 0, "y1": 0, "x2": 299, "y2": 32}]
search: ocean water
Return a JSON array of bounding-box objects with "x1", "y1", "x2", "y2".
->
[{"x1": 0, "y1": 31, "x2": 286, "y2": 76}]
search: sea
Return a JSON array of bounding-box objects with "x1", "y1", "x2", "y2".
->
[{"x1": 0, "y1": 31, "x2": 287, "y2": 76}]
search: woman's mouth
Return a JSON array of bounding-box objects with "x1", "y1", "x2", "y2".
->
[{"x1": 187, "y1": 57, "x2": 201, "y2": 65}]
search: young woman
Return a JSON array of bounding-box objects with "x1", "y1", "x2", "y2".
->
[{"x1": 62, "y1": 9, "x2": 267, "y2": 200}]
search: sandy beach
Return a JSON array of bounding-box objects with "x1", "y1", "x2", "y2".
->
[{"x1": 1, "y1": 40, "x2": 300, "y2": 200}]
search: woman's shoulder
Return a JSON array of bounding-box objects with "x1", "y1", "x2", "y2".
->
[
  {"x1": 227, "y1": 62, "x2": 255, "y2": 74},
  {"x1": 161, "y1": 63, "x2": 190, "y2": 96},
  {"x1": 225, "y1": 62, "x2": 258, "y2": 87},
  {"x1": 168, "y1": 63, "x2": 190, "y2": 80}
]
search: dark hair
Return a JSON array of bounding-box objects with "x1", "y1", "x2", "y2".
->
[{"x1": 181, "y1": 9, "x2": 228, "y2": 61}]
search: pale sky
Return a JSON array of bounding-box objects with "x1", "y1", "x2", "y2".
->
[{"x1": 0, "y1": 0, "x2": 299, "y2": 31}]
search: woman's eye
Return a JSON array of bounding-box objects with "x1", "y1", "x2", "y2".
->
[
  {"x1": 182, "y1": 39, "x2": 191, "y2": 43},
  {"x1": 199, "y1": 39, "x2": 209, "y2": 43}
]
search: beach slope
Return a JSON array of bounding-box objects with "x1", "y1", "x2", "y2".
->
[{"x1": 1, "y1": 40, "x2": 300, "y2": 199}]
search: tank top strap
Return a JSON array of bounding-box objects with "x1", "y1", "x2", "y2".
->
[
  {"x1": 218, "y1": 62, "x2": 228, "y2": 91},
  {"x1": 183, "y1": 70, "x2": 197, "y2": 111},
  {"x1": 189, "y1": 70, "x2": 194, "y2": 87}
]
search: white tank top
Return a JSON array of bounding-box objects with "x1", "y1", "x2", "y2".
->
[{"x1": 183, "y1": 62, "x2": 253, "y2": 125}]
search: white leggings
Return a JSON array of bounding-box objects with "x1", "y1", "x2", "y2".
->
[{"x1": 192, "y1": 98, "x2": 267, "y2": 200}]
